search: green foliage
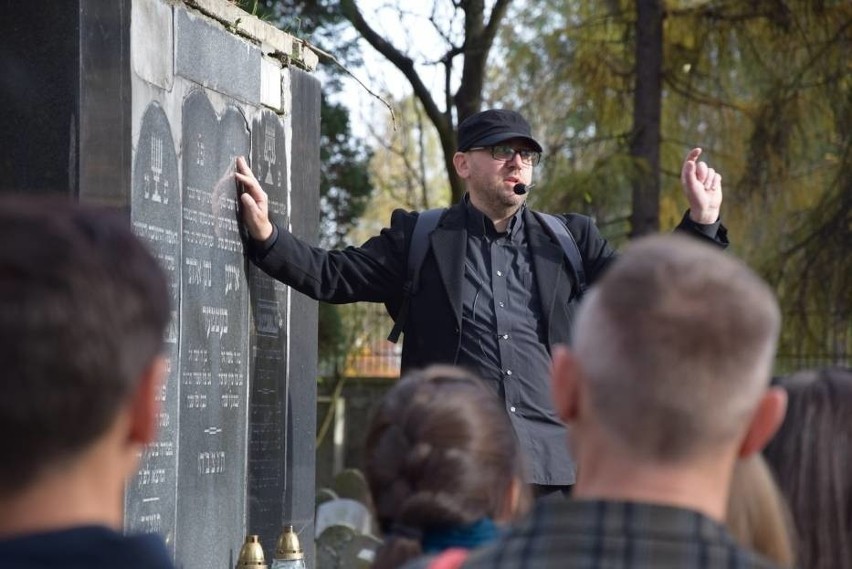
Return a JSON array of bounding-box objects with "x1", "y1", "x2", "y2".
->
[
  {"x1": 492, "y1": 0, "x2": 851, "y2": 365},
  {"x1": 368, "y1": 96, "x2": 450, "y2": 207},
  {"x1": 488, "y1": 0, "x2": 636, "y2": 239},
  {"x1": 533, "y1": 152, "x2": 637, "y2": 246},
  {"x1": 235, "y1": 0, "x2": 850, "y2": 369},
  {"x1": 697, "y1": 0, "x2": 851, "y2": 363},
  {"x1": 319, "y1": 97, "x2": 373, "y2": 249},
  {"x1": 317, "y1": 301, "x2": 346, "y2": 375}
]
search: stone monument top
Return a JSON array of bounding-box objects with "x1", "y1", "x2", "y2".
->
[{"x1": 183, "y1": 0, "x2": 320, "y2": 70}]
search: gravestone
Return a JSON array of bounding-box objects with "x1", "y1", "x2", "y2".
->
[
  {"x1": 316, "y1": 499, "x2": 373, "y2": 538},
  {"x1": 0, "y1": 0, "x2": 321, "y2": 567},
  {"x1": 316, "y1": 525, "x2": 357, "y2": 569},
  {"x1": 316, "y1": 526, "x2": 382, "y2": 569},
  {"x1": 332, "y1": 469, "x2": 372, "y2": 506},
  {"x1": 128, "y1": 101, "x2": 181, "y2": 548}
]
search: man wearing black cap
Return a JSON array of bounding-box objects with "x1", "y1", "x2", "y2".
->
[{"x1": 236, "y1": 109, "x2": 727, "y2": 495}]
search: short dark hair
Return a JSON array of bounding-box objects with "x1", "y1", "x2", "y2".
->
[
  {"x1": 365, "y1": 366, "x2": 526, "y2": 569},
  {"x1": 0, "y1": 195, "x2": 170, "y2": 494},
  {"x1": 763, "y1": 367, "x2": 852, "y2": 569}
]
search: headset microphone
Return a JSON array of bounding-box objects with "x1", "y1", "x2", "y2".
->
[{"x1": 513, "y1": 183, "x2": 536, "y2": 195}]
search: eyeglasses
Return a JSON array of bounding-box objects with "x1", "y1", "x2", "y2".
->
[{"x1": 468, "y1": 144, "x2": 542, "y2": 167}]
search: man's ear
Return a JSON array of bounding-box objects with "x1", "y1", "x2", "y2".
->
[
  {"x1": 738, "y1": 387, "x2": 787, "y2": 458},
  {"x1": 551, "y1": 345, "x2": 581, "y2": 423},
  {"x1": 453, "y1": 151, "x2": 470, "y2": 179},
  {"x1": 128, "y1": 355, "x2": 169, "y2": 446},
  {"x1": 498, "y1": 475, "x2": 524, "y2": 523}
]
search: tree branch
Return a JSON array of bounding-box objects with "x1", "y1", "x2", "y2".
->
[
  {"x1": 307, "y1": 42, "x2": 396, "y2": 127},
  {"x1": 340, "y1": 0, "x2": 448, "y2": 137},
  {"x1": 483, "y1": 0, "x2": 512, "y2": 47}
]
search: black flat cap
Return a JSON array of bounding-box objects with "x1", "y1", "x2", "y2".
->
[{"x1": 457, "y1": 109, "x2": 543, "y2": 152}]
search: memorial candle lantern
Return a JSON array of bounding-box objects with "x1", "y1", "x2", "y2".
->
[
  {"x1": 271, "y1": 525, "x2": 306, "y2": 569},
  {"x1": 236, "y1": 535, "x2": 268, "y2": 569}
]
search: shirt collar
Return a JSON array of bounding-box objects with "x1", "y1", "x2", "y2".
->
[{"x1": 464, "y1": 193, "x2": 525, "y2": 242}]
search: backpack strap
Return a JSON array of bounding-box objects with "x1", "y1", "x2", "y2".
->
[
  {"x1": 387, "y1": 208, "x2": 445, "y2": 343},
  {"x1": 534, "y1": 212, "x2": 587, "y2": 298}
]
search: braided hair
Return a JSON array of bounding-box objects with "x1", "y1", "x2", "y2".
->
[{"x1": 365, "y1": 365, "x2": 527, "y2": 569}]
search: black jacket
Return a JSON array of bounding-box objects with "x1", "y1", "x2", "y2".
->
[
  {"x1": 250, "y1": 200, "x2": 725, "y2": 369},
  {"x1": 249, "y1": 199, "x2": 727, "y2": 484},
  {"x1": 0, "y1": 526, "x2": 174, "y2": 569}
]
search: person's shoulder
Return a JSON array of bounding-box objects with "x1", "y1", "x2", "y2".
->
[
  {"x1": 530, "y1": 209, "x2": 594, "y2": 229},
  {"x1": 0, "y1": 526, "x2": 175, "y2": 569},
  {"x1": 727, "y1": 544, "x2": 785, "y2": 569},
  {"x1": 387, "y1": 205, "x2": 459, "y2": 236},
  {"x1": 558, "y1": 212, "x2": 596, "y2": 231},
  {"x1": 112, "y1": 532, "x2": 175, "y2": 569},
  {"x1": 388, "y1": 208, "x2": 418, "y2": 221},
  {"x1": 453, "y1": 511, "x2": 553, "y2": 569},
  {"x1": 388, "y1": 208, "x2": 431, "y2": 228},
  {"x1": 377, "y1": 208, "x2": 419, "y2": 238},
  {"x1": 400, "y1": 548, "x2": 477, "y2": 569},
  {"x1": 529, "y1": 210, "x2": 602, "y2": 249}
]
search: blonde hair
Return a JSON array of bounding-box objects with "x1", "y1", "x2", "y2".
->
[{"x1": 726, "y1": 454, "x2": 796, "y2": 567}]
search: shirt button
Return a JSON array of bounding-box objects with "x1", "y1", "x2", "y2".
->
[
  {"x1": 505, "y1": 369, "x2": 513, "y2": 376},
  {"x1": 509, "y1": 406, "x2": 516, "y2": 413},
  {"x1": 496, "y1": 270, "x2": 503, "y2": 277},
  {"x1": 501, "y1": 334, "x2": 509, "y2": 340},
  {"x1": 498, "y1": 302, "x2": 505, "y2": 308}
]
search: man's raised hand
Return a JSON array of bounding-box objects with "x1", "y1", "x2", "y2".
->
[{"x1": 681, "y1": 148, "x2": 723, "y2": 225}]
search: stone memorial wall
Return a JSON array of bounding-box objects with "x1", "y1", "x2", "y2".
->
[{"x1": 0, "y1": 1, "x2": 321, "y2": 566}]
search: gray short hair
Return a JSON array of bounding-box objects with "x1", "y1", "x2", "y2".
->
[{"x1": 574, "y1": 234, "x2": 780, "y2": 461}]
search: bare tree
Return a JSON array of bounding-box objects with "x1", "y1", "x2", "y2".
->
[{"x1": 340, "y1": 0, "x2": 512, "y2": 203}]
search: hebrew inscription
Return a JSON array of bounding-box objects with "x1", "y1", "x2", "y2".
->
[
  {"x1": 127, "y1": 102, "x2": 181, "y2": 554},
  {"x1": 247, "y1": 109, "x2": 290, "y2": 552},
  {"x1": 176, "y1": 90, "x2": 250, "y2": 569}
]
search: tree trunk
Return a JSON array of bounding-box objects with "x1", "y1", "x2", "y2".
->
[
  {"x1": 629, "y1": 0, "x2": 663, "y2": 237},
  {"x1": 439, "y1": 125, "x2": 464, "y2": 204},
  {"x1": 340, "y1": 0, "x2": 511, "y2": 206}
]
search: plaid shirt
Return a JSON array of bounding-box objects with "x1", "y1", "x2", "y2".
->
[{"x1": 459, "y1": 499, "x2": 781, "y2": 569}]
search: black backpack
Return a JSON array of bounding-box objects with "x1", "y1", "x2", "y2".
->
[{"x1": 387, "y1": 208, "x2": 587, "y2": 343}]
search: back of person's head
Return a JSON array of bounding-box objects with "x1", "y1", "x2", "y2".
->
[
  {"x1": 571, "y1": 234, "x2": 781, "y2": 462},
  {"x1": 365, "y1": 365, "x2": 527, "y2": 569},
  {"x1": 726, "y1": 454, "x2": 796, "y2": 567},
  {"x1": 0, "y1": 195, "x2": 170, "y2": 496},
  {"x1": 763, "y1": 367, "x2": 852, "y2": 569}
]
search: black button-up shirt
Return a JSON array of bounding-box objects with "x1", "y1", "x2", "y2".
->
[{"x1": 456, "y1": 199, "x2": 573, "y2": 485}]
